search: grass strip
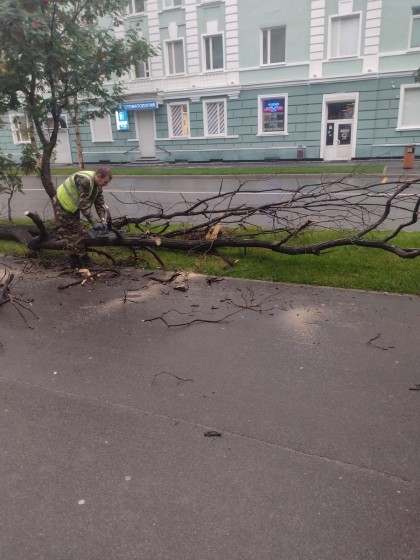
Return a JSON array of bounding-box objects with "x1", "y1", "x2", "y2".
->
[{"x1": 49, "y1": 165, "x2": 384, "y2": 176}]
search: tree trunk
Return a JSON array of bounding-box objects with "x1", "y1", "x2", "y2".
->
[
  {"x1": 1, "y1": 219, "x2": 420, "y2": 260},
  {"x1": 39, "y1": 146, "x2": 56, "y2": 201},
  {"x1": 27, "y1": 117, "x2": 41, "y2": 170},
  {"x1": 7, "y1": 193, "x2": 12, "y2": 223},
  {"x1": 31, "y1": 113, "x2": 59, "y2": 201},
  {"x1": 70, "y1": 114, "x2": 84, "y2": 170}
]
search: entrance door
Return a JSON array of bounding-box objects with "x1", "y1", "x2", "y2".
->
[
  {"x1": 322, "y1": 98, "x2": 357, "y2": 161},
  {"x1": 55, "y1": 129, "x2": 72, "y2": 164},
  {"x1": 45, "y1": 116, "x2": 72, "y2": 164},
  {"x1": 136, "y1": 111, "x2": 156, "y2": 158}
]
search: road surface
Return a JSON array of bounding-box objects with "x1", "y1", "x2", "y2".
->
[{"x1": 3, "y1": 174, "x2": 420, "y2": 231}]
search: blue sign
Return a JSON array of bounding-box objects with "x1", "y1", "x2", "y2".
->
[
  {"x1": 117, "y1": 101, "x2": 158, "y2": 111},
  {"x1": 115, "y1": 109, "x2": 129, "y2": 131}
]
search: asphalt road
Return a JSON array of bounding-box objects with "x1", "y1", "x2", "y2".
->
[
  {"x1": 0, "y1": 260, "x2": 419, "y2": 559},
  {"x1": 6, "y1": 173, "x2": 420, "y2": 231}
]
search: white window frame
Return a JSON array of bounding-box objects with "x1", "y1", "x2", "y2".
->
[
  {"x1": 257, "y1": 94, "x2": 288, "y2": 136},
  {"x1": 261, "y1": 26, "x2": 286, "y2": 66},
  {"x1": 132, "y1": 58, "x2": 151, "y2": 79},
  {"x1": 328, "y1": 12, "x2": 361, "y2": 59},
  {"x1": 9, "y1": 114, "x2": 31, "y2": 144},
  {"x1": 164, "y1": 39, "x2": 186, "y2": 76},
  {"x1": 163, "y1": 0, "x2": 182, "y2": 8},
  {"x1": 202, "y1": 33, "x2": 225, "y2": 72},
  {"x1": 397, "y1": 84, "x2": 420, "y2": 130},
  {"x1": 409, "y1": 6, "x2": 420, "y2": 50},
  {"x1": 203, "y1": 99, "x2": 227, "y2": 137},
  {"x1": 168, "y1": 102, "x2": 190, "y2": 138},
  {"x1": 127, "y1": 0, "x2": 146, "y2": 14},
  {"x1": 90, "y1": 113, "x2": 114, "y2": 142}
]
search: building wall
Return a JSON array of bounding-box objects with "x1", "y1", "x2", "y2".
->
[{"x1": 2, "y1": 0, "x2": 420, "y2": 164}]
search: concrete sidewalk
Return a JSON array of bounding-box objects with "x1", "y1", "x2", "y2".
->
[
  {"x1": 55, "y1": 157, "x2": 420, "y2": 179},
  {"x1": 0, "y1": 258, "x2": 419, "y2": 560},
  {"x1": 382, "y1": 158, "x2": 420, "y2": 177}
]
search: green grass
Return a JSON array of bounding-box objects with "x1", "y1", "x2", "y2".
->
[
  {"x1": 142, "y1": 230, "x2": 420, "y2": 295},
  {"x1": 1, "y1": 225, "x2": 419, "y2": 295},
  {"x1": 49, "y1": 164, "x2": 384, "y2": 176}
]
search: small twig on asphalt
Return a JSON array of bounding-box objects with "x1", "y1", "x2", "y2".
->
[
  {"x1": 367, "y1": 333, "x2": 395, "y2": 350},
  {"x1": 0, "y1": 272, "x2": 14, "y2": 305},
  {"x1": 123, "y1": 285, "x2": 149, "y2": 303},
  {"x1": 151, "y1": 371, "x2": 194, "y2": 385},
  {"x1": 0, "y1": 273, "x2": 39, "y2": 328},
  {"x1": 148, "y1": 271, "x2": 183, "y2": 284},
  {"x1": 144, "y1": 307, "x2": 244, "y2": 328},
  {"x1": 58, "y1": 268, "x2": 120, "y2": 290},
  {"x1": 7, "y1": 295, "x2": 37, "y2": 329},
  {"x1": 143, "y1": 292, "x2": 281, "y2": 328}
]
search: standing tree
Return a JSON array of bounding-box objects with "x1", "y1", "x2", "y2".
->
[
  {"x1": 0, "y1": 0, "x2": 155, "y2": 201},
  {"x1": 0, "y1": 145, "x2": 37, "y2": 222}
]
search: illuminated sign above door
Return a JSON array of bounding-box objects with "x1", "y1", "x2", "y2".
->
[{"x1": 117, "y1": 101, "x2": 158, "y2": 111}]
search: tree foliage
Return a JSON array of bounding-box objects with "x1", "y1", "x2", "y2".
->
[
  {"x1": 0, "y1": 0, "x2": 155, "y2": 199},
  {"x1": 0, "y1": 145, "x2": 37, "y2": 222}
]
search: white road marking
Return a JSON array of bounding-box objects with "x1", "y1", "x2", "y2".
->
[{"x1": 23, "y1": 188, "x2": 418, "y2": 198}]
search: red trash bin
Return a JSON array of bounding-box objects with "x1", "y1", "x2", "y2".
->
[{"x1": 403, "y1": 145, "x2": 415, "y2": 169}]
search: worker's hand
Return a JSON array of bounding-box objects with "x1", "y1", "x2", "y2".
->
[
  {"x1": 92, "y1": 219, "x2": 107, "y2": 231},
  {"x1": 88, "y1": 220, "x2": 110, "y2": 239}
]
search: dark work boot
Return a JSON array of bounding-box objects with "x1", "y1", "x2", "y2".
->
[
  {"x1": 79, "y1": 254, "x2": 92, "y2": 267},
  {"x1": 69, "y1": 255, "x2": 82, "y2": 269}
]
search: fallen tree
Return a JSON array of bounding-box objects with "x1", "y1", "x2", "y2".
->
[{"x1": 0, "y1": 175, "x2": 420, "y2": 263}]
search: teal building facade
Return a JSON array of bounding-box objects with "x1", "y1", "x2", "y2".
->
[{"x1": 2, "y1": 0, "x2": 420, "y2": 163}]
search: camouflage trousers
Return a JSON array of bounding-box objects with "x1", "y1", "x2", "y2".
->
[{"x1": 54, "y1": 198, "x2": 88, "y2": 259}]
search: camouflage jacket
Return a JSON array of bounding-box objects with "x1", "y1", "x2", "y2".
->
[{"x1": 73, "y1": 173, "x2": 106, "y2": 224}]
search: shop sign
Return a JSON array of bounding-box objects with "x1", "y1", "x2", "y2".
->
[
  {"x1": 115, "y1": 109, "x2": 129, "y2": 131},
  {"x1": 117, "y1": 101, "x2": 158, "y2": 111}
]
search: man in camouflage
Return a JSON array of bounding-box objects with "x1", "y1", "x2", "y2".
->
[{"x1": 54, "y1": 166, "x2": 112, "y2": 268}]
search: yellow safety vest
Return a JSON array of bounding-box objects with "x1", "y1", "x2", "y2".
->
[{"x1": 56, "y1": 170, "x2": 96, "y2": 213}]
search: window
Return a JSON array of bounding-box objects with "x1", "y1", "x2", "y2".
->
[
  {"x1": 45, "y1": 116, "x2": 68, "y2": 130},
  {"x1": 397, "y1": 85, "x2": 420, "y2": 129},
  {"x1": 9, "y1": 114, "x2": 30, "y2": 144},
  {"x1": 410, "y1": 7, "x2": 420, "y2": 49},
  {"x1": 261, "y1": 27, "x2": 286, "y2": 65},
  {"x1": 204, "y1": 100, "x2": 226, "y2": 136},
  {"x1": 327, "y1": 101, "x2": 354, "y2": 120},
  {"x1": 258, "y1": 95, "x2": 288, "y2": 135},
  {"x1": 168, "y1": 103, "x2": 189, "y2": 137},
  {"x1": 164, "y1": 0, "x2": 182, "y2": 8},
  {"x1": 128, "y1": 0, "x2": 145, "y2": 14},
  {"x1": 133, "y1": 59, "x2": 150, "y2": 79},
  {"x1": 90, "y1": 114, "x2": 113, "y2": 142},
  {"x1": 203, "y1": 34, "x2": 224, "y2": 71},
  {"x1": 165, "y1": 40, "x2": 185, "y2": 75},
  {"x1": 329, "y1": 14, "x2": 360, "y2": 58}
]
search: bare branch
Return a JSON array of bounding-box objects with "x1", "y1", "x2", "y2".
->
[{"x1": 1, "y1": 174, "x2": 419, "y2": 261}]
